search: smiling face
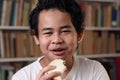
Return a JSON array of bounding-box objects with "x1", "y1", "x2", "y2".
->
[{"x1": 34, "y1": 9, "x2": 81, "y2": 63}]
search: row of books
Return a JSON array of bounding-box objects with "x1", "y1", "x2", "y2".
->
[
  {"x1": 1, "y1": 30, "x2": 120, "y2": 58},
  {"x1": 0, "y1": 0, "x2": 40, "y2": 58},
  {"x1": 0, "y1": 31, "x2": 41, "y2": 58},
  {"x1": 0, "y1": 0, "x2": 37, "y2": 26},
  {"x1": 79, "y1": 31, "x2": 120, "y2": 55},
  {"x1": 80, "y1": 2, "x2": 120, "y2": 27},
  {"x1": 1, "y1": 0, "x2": 119, "y2": 27}
]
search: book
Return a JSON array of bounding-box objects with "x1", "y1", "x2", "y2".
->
[
  {"x1": 118, "y1": 5, "x2": 120, "y2": 27},
  {"x1": 10, "y1": 0, "x2": 18, "y2": 26},
  {"x1": 3, "y1": 32, "x2": 11, "y2": 58},
  {"x1": 108, "y1": 32, "x2": 116, "y2": 54},
  {"x1": 100, "y1": 31, "x2": 109, "y2": 53},
  {"x1": 84, "y1": 3, "x2": 94, "y2": 27},
  {"x1": 103, "y1": 5, "x2": 112, "y2": 27},
  {"x1": 0, "y1": 65, "x2": 14, "y2": 80},
  {"x1": 0, "y1": 0, "x2": 3, "y2": 25},
  {"x1": 111, "y1": 5, "x2": 118, "y2": 27},
  {"x1": 81, "y1": 31, "x2": 95, "y2": 54},
  {"x1": 9, "y1": 0, "x2": 17, "y2": 26},
  {"x1": 92, "y1": 3, "x2": 101, "y2": 27},
  {"x1": 115, "y1": 33, "x2": 120, "y2": 53},
  {"x1": 1, "y1": 0, "x2": 9, "y2": 25},
  {"x1": 21, "y1": 0, "x2": 31, "y2": 26},
  {"x1": 0, "y1": 31, "x2": 4, "y2": 58},
  {"x1": 115, "y1": 58, "x2": 120, "y2": 80},
  {"x1": 93, "y1": 31, "x2": 102, "y2": 54},
  {"x1": 10, "y1": 32, "x2": 17, "y2": 57}
]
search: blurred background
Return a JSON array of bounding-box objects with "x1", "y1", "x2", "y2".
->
[{"x1": 0, "y1": 0, "x2": 120, "y2": 80}]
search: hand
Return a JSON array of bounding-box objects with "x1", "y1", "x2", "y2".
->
[{"x1": 36, "y1": 66, "x2": 61, "y2": 80}]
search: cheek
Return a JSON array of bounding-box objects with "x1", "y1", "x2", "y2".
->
[
  {"x1": 64, "y1": 35, "x2": 77, "y2": 50},
  {"x1": 39, "y1": 37, "x2": 49, "y2": 51}
]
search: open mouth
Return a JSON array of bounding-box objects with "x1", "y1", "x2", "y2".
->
[
  {"x1": 51, "y1": 48, "x2": 66, "y2": 56},
  {"x1": 52, "y1": 49, "x2": 65, "y2": 52}
]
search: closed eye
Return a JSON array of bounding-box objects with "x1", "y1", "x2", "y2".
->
[
  {"x1": 61, "y1": 30, "x2": 71, "y2": 33},
  {"x1": 43, "y1": 32, "x2": 53, "y2": 35}
]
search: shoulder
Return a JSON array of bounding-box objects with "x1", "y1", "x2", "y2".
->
[
  {"x1": 74, "y1": 56, "x2": 110, "y2": 80},
  {"x1": 75, "y1": 56, "x2": 106, "y2": 72},
  {"x1": 11, "y1": 57, "x2": 43, "y2": 80},
  {"x1": 75, "y1": 56, "x2": 101, "y2": 67}
]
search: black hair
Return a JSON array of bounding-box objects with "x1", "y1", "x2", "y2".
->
[{"x1": 29, "y1": 0, "x2": 84, "y2": 37}]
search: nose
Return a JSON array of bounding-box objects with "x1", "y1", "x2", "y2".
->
[{"x1": 52, "y1": 33, "x2": 63, "y2": 44}]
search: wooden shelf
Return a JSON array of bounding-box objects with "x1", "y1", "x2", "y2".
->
[
  {"x1": 0, "y1": 57, "x2": 38, "y2": 63},
  {"x1": 85, "y1": 27, "x2": 120, "y2": 31},
  {"x1": 78, "y1": 53, "x2": 120, "y2": 58},
  {"x1": 79, "y1": 0, "x2": 118, "y2": 3},
  {"x1": 0, "y1": 26, "x2": 120, "y2": 31},
  {"x1": 0, "y1": 54, "x2": 120, "y2": 63},
  {"x1": 0, "y1": 26, "x2": 30, "y2": 31}
]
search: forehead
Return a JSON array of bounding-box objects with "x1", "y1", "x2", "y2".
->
[
  {"x1": 38, "y1": 9, "x2": 74, "y2": 30},
  {"x1": 39, "y1": 9, "x2": 70, "y2": 18}
]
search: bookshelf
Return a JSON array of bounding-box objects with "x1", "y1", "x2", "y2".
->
[
  {"x1": 0, "y1": 0, "x2": 120, "y2": 80},
  {"x1": 78, "y1": 0, "x2": 120, "y2": 80},
  {"x1": 0, "y1": 0, "x2": 41, "y2": 79},
  {"x1": 77, "y1": 0, "x2": 120, "y2": 54}
]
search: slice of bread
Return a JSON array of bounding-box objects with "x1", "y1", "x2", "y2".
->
[{"x1": 47, "y1": 59, "x2": 67, "y2": 80}]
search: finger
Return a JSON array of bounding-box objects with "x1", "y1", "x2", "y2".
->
[
  {"x1": 41, "y1": 65, "x2": 56, "y2": 75},
  {"x1": 36, "y1": 66, "x2": 56, "y2": 80},
  {"x1": 42, "y1": 71, "x2": 61, "y2": 80}
]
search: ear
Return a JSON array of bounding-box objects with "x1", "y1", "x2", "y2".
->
[
  {"x1": 77, "y1": 32, "x2": 84, "y2": 43},
  {"x1": 33, "y1": 36, "x2": 40, "y2": 46}
]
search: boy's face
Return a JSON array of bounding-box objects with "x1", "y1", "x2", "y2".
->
[{"x1": 35, "y1": 9, "x2": 80, "y2": 61}]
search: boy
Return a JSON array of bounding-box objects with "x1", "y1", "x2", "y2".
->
[{"x1": 12, "y1": 0, "x2": 110, "y2": 80}]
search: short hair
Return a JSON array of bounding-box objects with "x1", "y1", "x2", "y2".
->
[{"x1": 29, "y1": 0, "x2": 84, "y2": 37}]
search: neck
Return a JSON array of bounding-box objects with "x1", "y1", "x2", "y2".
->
[{"x1": 40, "y1": 57, "x2": 51, "y2": 67}]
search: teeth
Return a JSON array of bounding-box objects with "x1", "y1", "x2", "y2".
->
[
  {"x1": 54, "y1": 50, "x2": 62, "y2": 51},
  {"x1": 53, "y1": 49, "x2": 63, "y2": 52}
]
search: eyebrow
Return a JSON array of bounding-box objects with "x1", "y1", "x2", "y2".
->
[
  {"x1": 42, "y1": 27, "x2": 53, "y2": 31},
  {"x1": 41, "y1": 25, "x2": 72, "y2": 31},
  {"x1": 60, "y1": 25, "x2": 72, "y2": 29}
]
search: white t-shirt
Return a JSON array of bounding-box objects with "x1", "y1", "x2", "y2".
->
[{"x1": 11, "y1": 56, "x2": 110, "y2": 80}]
